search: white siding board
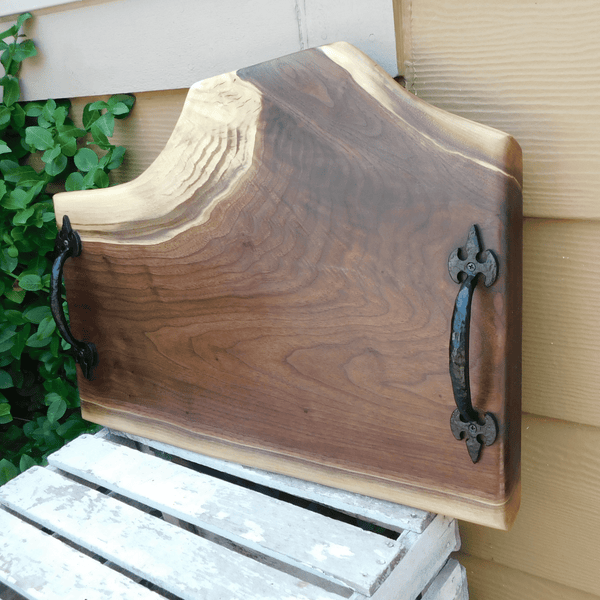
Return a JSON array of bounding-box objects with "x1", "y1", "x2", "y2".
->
[
  {"x1": 49, "y1": 434, "x2": 404, "y2": 596},
  {"x1": 0, "y1": 467, "x2": 347, "y2": 600},
  {"x1": 0, "y1": 0, "x2": 398, "y2": 101},
  {"x1": 106, "y1": 429, "x2": 434, "y2": 534},
  {"x1": 0, "y1": 508, "x2": 163, "y2": 600}
]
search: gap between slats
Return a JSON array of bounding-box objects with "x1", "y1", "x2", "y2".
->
[
  {"x1": 0, "y1": 467, "x2": 351, "y2": 600},
  {"x1": 48, "y1": 433, "x2": 406, "y2": 596}
]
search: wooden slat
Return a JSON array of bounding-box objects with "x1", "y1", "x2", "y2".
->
[
  {"x1": 458, "y1": 414, "x2": 600, "y2": 596},
  {"x1": 0, "y1": 508, "x2": 163, "y2": 600},
  {"x1": 48, "y1": 434, "x2": 403, "y2": 596},
  {"x1": 421, "y1": 559, "x2": 467, "y2": 600},
  {"x1": 523, "y1": 218, "x2": 600, "y2": 426},
  {"x1": 104, "y1": 429, "x2": 435, "y2": 534},
  {"x1": 369, "y1": 516, "x2": 459, "y2": 600},
  {"x1": 395, "y1": 0, "x2": 600, "y2": 219},
  {"x1": 0, "y1": 468, "x2": 346, "y2": 600},
  {"x1": 458, "y1": 554, "x2": 600, "y2": 600}
]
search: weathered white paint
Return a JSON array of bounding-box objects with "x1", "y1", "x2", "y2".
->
[
  {"x1": 0, "y1": 507, "x2": 163, "y2": 600},
  {"x1": 106, "y1": 429, "x2": 434, "y2": 533},
  {"x1": 49, "y1": 434, "x2": 405, "y2": 596},
  {"x1": 0, "y1": 0, "x2": 397, "y2": 101},
  {"x1": 0, "y1": 467, "x2": 346, "y2": 600},
  {"x1": 370, "y1": 515, "x2": 461, "y2": 600},
  {"x1": 421, "y1": 559, "x2": 469, "y2": 600},
  {"x1": 0, "y1": 431, "x2": 466, "y2": 599}
]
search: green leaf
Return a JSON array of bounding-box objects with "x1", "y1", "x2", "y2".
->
[
  {"x1": 58, "y1": 135, "x2": 77, "y2": 157},
  {"x1": 12, "y1": 39, "x2": 37, "y2": 63},
  {"x1": 44, "y1": 153, "x2": 67, "y2": 176},
  {"x1": 25, "y1": 126, "x2": 54, "y2": 150},
  {"x1": 109, "y1": 94, "x2": 136, "y2": 119},
  {"x1": 37, "y1": 316, "x2": 56, "y2": 339},
  {"x1": 91, "y1": 112, "x2": 115, "y2": 138},
  {"x1": 18, "y1": 273, "x2": 42, "y2": 291},
  {"x1": 0, "y1": 105, "x2": 11, "y2": 127},
  {"x1": 13, "y1": 206, "x2": 35, "y2": 225},
  {"x1": 1, "y1": 188, "x2": 33, "y2": 210},
  {"x1": 74, "y1": 147, "x2": 98, "y2": 171},
  {"x1": 25, "y1": 102, "x2": 44, "y2": 117},
  {"x1": 65, "y1": 171, "x2": 85, "y2": 191},
  {"x1": 26, "y1": 333, "x2": 51, "y2": 347},
  {"x1": 0, "y1": 25, "x2": 18, "y2": 42},
  {"x1": 0, "y1": 369, "x2": 13, "y2": 389},
  {"x1": 2, "y1": 165, "x2": 42, "y2": 187},
  {"x1": 88, "y1": 100, "x2": 109, "y2": 111},
  {"x1": 10, "y1": 102, "x2": 25, "y2": 128},
  {"x1": 93, "y1": 169, "x2": 109, "y2": 188},
  {"x1": 0, "y1": 326, "x2": 17, "y2": 345},
  {"x1": 23, "y1": 305, "x2": 52, "y2": 323},
  {"x1": 89, "y1": 126, "x2": 111, "y2": 150},
  {"x1": 11, "y1": 322, "x2": 30, "y2": 359},
  {"x1": 16, "y1": 12, "x2": 33, "y2": 30},
  {"x1": 0, "y1": 403, "x2": 12, "y2": 424},
  {"x1": 47, "y1": 396, "x2": 67, "y2": 423},
  {"x1": 41, "y1": 98, "x2": 57, "y2": 122},
  {"x1": 108, "y1": 101, "x2": 129, "y2": 116},
  {"x1": 82, "y1": 104, "x2": 100, "y2": 129},
  {"x1": 19, "y1": 454, "x2": 37, "y2": 472},
  {"x1": 1, "y1": 75, "x2": 20, "y2": 105},
  {"x1": 0, "y1": 248, "x2": 18, "y2": 273},
  {"x1": 42, "y1": 145, "x2": 62, "y2": 164},
  {"x1": 106, "y1": 146, "x2": 126, "y2": 170},
  {"x1": 0, "y1": 140, "x2": 11, "y2": 155},
  {"x1": 0, "y1": 459, "x2": 19, "y2": 485},
  {"x1": 4, "y1": 288, "x2": 25, "y2": 304}
]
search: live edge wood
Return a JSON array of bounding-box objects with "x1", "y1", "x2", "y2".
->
[{"x1": 53, "y1": 42, "x2": 522, "y2": 529}]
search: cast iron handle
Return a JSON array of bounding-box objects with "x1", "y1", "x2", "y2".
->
[
  {"x1": 50, "y1": 215, "x2": 98, "y2": 380},
  {"x1": 448, "y1": 225, "x2": 498, "y2": 463}
]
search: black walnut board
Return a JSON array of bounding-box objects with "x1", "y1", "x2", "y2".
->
[{"x1": 54, "y1": 43, "x2": 522, "y2": 529}]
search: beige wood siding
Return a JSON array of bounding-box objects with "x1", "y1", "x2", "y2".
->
[{"x1": 393, "y1": 0, "x2": 600, "y2": 597}]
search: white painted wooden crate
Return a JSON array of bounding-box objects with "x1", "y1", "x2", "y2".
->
[{"x1": 0, "y1": 429, "x2": 468, "y2": 600}]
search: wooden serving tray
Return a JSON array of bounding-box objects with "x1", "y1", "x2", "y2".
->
[{"x1": 53, "y1": 42, "x2": 522, "y2": 529}]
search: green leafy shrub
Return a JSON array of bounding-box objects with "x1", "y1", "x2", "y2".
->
[{"x1": 0, "y1": 13, "x2": 135, "y2": 485}]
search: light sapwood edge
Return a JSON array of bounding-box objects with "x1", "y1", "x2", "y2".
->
[
  {"x1": 53, "y1": 42, "x2": 522, "y2": 245},
  {"x1": 53, "y1": 72, "x2": 263, "y2": 244},
  {"x1": 319, "y1": 42, "x2": 523, "y2": 189},
  {"x1": 82, "y1": 402, "x2": 520, "y2": 531}
]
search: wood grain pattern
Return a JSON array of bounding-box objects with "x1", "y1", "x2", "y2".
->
[
  {"x1": 459, "y1": 414, "x2": 600, "y2": 596},
  {"x1": 458, "y1": 554, "x2": 600, "y2": 600},
  {"x1": 523, "y1": 218, "x2": 600, "y2": 426},
  {"x1": 395, "y1": 0, "x2": 600, "y2": 220},
  {"x1": 53, "y1": 42, "x2": 522, "y2": 528}
]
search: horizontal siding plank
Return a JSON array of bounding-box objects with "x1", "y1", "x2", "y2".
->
[
  {"x1": 105, "y1": 429, "x2": 435, "y2": 534},
  {"x1": 523, "y1": 219, "x2": 600, "y2": 426},
  {"x1": 0, "y1": 508, "x2": 163, "y2": 600},
  {"x1": 397, "y1": 0, "x2": 600, "y2": 219},
  {"x1": 48, "y1": 435, "x2": 403, "y2": 596},
  {"x1": 69, "y1": 90, "x2": 187, "y2": 186},
  {"x1": 0, "y1": 468, "x2": 345, "y2": 600},
  {"x1": 459, "y1": 414, "x2": 600, "y2": 596},
  {"x1": 458, "y1": 554, "x2": 600, "y2": 600}
]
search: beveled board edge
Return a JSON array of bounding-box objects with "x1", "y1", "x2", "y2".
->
[{"x1": 83, "y1": 405, "x2": 520, "y2": 530}]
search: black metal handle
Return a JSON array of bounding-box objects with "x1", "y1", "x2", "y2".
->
[
  {"x1": 448, "y1": 225, "x2": 498, "y2": 463},
  {"x1": 50, "y1": 215, "x2": 98, "y2": 380}
]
